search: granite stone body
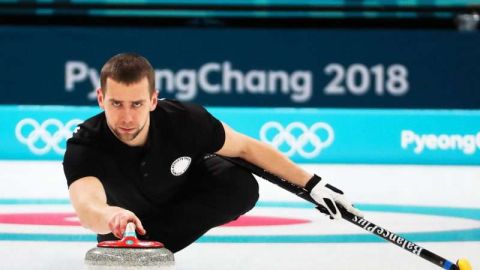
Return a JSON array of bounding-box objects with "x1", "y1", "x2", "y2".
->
[{"x1": 85, "y1": 247, "x2": 175, "y2": 270}]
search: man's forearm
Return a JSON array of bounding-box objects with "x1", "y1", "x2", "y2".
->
[
  {"x1": 239, "y1": 138, "x2": 313, "y2": 187},
  {"x1": 76, "y1": 203, "x2": 118, "y2": 234}
]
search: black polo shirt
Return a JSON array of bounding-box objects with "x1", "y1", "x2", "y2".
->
[{"x1": 63, "y1": 99, "x2": 226, "y2": 219}]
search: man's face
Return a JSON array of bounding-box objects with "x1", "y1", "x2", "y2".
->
[{"x1": 97, "y1": 77, "x2": 157, "y2": 146}]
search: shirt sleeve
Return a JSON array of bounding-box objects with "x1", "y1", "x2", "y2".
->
[
  {"x1": 62, "y1": 142, "x2": 102, "y2": 187},
  {"x1": 183, "y1": 103, "x2": 226, "y2": 154}
]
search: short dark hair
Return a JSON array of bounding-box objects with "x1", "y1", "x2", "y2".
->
[{"x1": 100, "y1": 53, "x2": 155, "y2": 95}]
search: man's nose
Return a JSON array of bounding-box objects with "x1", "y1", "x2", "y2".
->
[{"x1": 120, "y1": 108, "x2": 134, "y2": 123}]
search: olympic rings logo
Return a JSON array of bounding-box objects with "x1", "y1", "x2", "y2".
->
[
  {"x1": 15, "y1": 118, "x2": 83, "y2": 155},
  {"x1": 260, "y1": 121, "x2": 334, "y2": 159}
]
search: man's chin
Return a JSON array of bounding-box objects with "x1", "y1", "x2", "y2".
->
[
  {"x1": 119, "y1": 135, "x2": 135, "y2": 142},
  {"x1": 113, "y1": 130, "x2": 138, "y2": 142}
]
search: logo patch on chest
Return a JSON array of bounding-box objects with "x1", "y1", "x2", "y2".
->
[{"x1": 170, "y1": 156, "x2": 192, "y2": 176}]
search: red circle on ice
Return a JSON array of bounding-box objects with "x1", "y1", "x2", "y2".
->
[{"x1": 0, "y1": 213, "x2": 310, "y2": 227}]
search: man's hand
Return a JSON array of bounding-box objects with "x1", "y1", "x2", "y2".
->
[
  {"x1": 107, "y1": 207, "x2": 146, "y2": 238},
  {"x1": 306, "y1": 174, "x2": 363, "y2": 220}
]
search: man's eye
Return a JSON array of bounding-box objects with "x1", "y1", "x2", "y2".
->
[
  {"x1": 133, "y1": 102, "x2": 143, "y2": 108},
  {"x1": 112, "y1": 102, "x2": 121, "y2": 107}
]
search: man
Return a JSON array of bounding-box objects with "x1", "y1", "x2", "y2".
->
[{"x1": 63, "y1": 53, "x2": 362, "y2": 253}]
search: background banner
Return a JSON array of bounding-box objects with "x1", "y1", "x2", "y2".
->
[
  {"x1": 1, "y1": 26, "x2": 479, "y2": 108},
  {"x1": 2, "y1": 105, "x2": 479, "y2": 165}
]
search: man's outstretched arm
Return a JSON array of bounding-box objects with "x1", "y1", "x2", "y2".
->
[
  {"x1": 216, "y1": 122, "x2": 363, "y2": 219},
  {"x1": 69, "y1": 177, "x2": 146, "y2": 238}
]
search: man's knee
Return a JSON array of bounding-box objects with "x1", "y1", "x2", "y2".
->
[
  {"x1": 233, "y1": 166, "x2": 259, "y2": 208},
  {"x1": 193, "y1": 155, "x2": 259, "y2": 216},
  {"x1": 220, "y1": 163, "x2": 259, "y2": 215}
]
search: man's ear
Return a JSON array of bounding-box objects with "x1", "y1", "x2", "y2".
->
[
  {"x1": 150, "y1": 90, "x2": 158, "y2": 111},
  {"x1": 97, "y1": 88, "x2": 105, "y2": 109}
]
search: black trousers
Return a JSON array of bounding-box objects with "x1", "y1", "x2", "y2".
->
[{"x1": 97, "y1": 155, "x2": 259, "y2": 253}]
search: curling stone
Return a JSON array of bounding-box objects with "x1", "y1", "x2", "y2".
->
[{"x1": 85, "y1": 223, "x2": 175, "y2": 270}]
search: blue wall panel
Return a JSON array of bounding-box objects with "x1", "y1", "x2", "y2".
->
[{"x1": 2, "y1": 105, "x2": 479, "y2": 165}]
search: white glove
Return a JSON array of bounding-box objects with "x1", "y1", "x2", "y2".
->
[{"x1": 306, "y1": 174, "x2": 363, "y2": 220}]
